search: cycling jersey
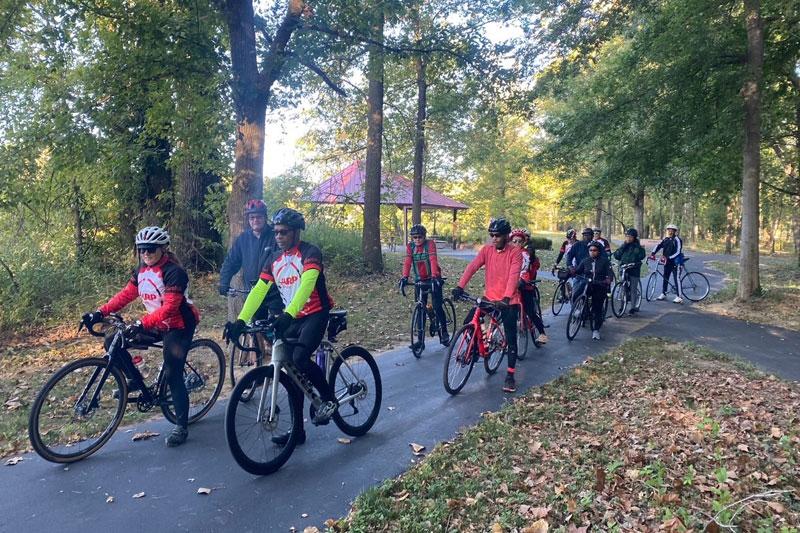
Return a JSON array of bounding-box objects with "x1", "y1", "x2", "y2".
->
[
  {"x1": 458, "y1": 243, "x2": 523, "y2": 304},
  {"x1": 555, "y1": 239, "x2": 574, "y2": 265},
  {"x1": 653, "y1": 235, "x2": 683, "y2": 260},
  {"x1": 100, "y1": 255, "x2": 199, "y2": 331},
  {"x1": 519, "y1": 250, "x2": 540, "y2": 290},
  {"x1": 402, "y1": 239, "x2": 441, "y2": 280},
  {"x1": 595, "y1": 237, "x2": 612, "y2": 255}
]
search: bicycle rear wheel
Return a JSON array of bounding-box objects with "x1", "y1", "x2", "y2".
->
[
  {"x1": 551, "y1": 283, "x2": 566, "y2": 316},
  {"x1": 516, "y1": 313, "x2": 529, "y2": 360},
  {"x1": 484, "y1": 325, "x2": 505, "y2": 375},
  {"x1": 161, "y1": 339, "x2": 225, "y2": 425},
  {"x1": 330, "y1": 346, "x2": 382, "y2": 437},
  {"x1": 225, "y1": 365, "x2": 301, "y2": 475},
  {"x1": 566, "y1": 297, "x2": 585, "y2": 340},
  {"x1": 29, "y1": 357, "x2": 127, "y2": 463},
  {"x1": 635, "y1": 279, "x2": 643, "y2": 309},
  {"x1": 681, "y1": 271, "x2": 710, "y2": 301},
  {"x1": 443, "y1": 324, "x2": 477, "y2": 395},
  {"x1": 442, "y1": 298, "x2": 457, "y2": 338},
  {"x1": 645, "y1": 273, "x2": 658, "y2": 301},
  {"x1": 229, "y1": 333, "x2": 264, "y2": 389},
  {"x1": 611, "y1": 282, "x2": 627, "y2": 317},
  {"x1": 410, "y1": 304, "x2": 425, "y2": 358}
]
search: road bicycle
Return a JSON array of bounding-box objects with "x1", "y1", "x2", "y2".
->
[
  {"x1": 645, "y1": 256, "x2": 710, "y2": 302},
  {"x1": 224, "y1": 310, "x2": 381, "y2": 475},
  {"x1": 28, "y1": 314, "x2": 225, "y2": 463},
  {"x1": 227, "y1": 287, "x2": 270, "y2": 388},
  {"x1": 517, "y1": 280, "x2": 544, "y2": 358},
  {"x1": 566, "y1": 277, "x2": 610, "y2": 340},
  {"x1": 400, "y1": 278, "x2": 456, "y2": 358},
  {"x1": 550, "y1": 268, "x2": 572, "y2": 316},
  {"x1": 610, "y1": 263, "x2": 643, "y2": 317},
  {"x1": 443, "y1": 293, "x2": 507, "y2": 395}
]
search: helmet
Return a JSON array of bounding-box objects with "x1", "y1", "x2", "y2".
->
[
  {"x1": 135, "y1": 226, "x2": 170, "y2": 246},
  {"x1": 593, "y1": 227, "x2": 602, "y2": 233},
  {"x1": 510, "y1": 229, "x2": 527, "y2": 240},
  {"x1": 666, "y1": 223, "x2": 678, "y2": 231},
  {"x1": 588, "y1": 240, "x2": 603, "y2": 251},
  {"x1": 566, "y1": 229, "x2": 576, "y2": 239},
  {"x1": 581, "y1": 227, "x2": 594, "y2": 236},
  {"x1": 245, "y1": 199, "x2": 268, "y2": 216},
  {"x1": 271, "y1": 208, "x2": 306, "y2": 230},
  {"x1": 410, "y1": 224, "x2": 427, "y2": 236},
  {"x1": 487, "y1": 218, "x2": 511, "y2": 235},
  {"x1": 521, "y1": 228, "x2": 532, "y2": 239},
  {"x1": 625, "y1": 228, "x2": 639, "y2": 239}
]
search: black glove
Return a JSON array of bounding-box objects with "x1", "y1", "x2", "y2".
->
[
  {"x1": 273, "y1": 312, "x2": 294, "y2": 337},
  {"x1": 517, "y1": 279, "x2": 526, "y2": 290},
  {"x1": 82, "y1": 310, "x2": 104, "y2": 326},
  {"x1": 398, "y1": 277, "x2": 408, "y2": 289},
  {"x1": 223, "y1": 319, "x2": 246, "y2": 342},
  {"x1": 451, "y1": 286, "x2": 464, "y2": 300},
  {"x1": 125, "y1": 320, "x2": 144, "y2": 338},
  {"x1": 494, "y1": 297, "x2": 510, "y2": 311},
  {"x1": 218, "y1": 284, "x2": 229, "y2": 296}
]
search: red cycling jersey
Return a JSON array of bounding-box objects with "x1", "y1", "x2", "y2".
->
[
  {"x1": 519, "y1": 250, "x2": 540, "y2": 290},
  {"x1": 259, "y1": 241, "x2": 334, "y2": 318},
  {"x1": 402, "y1": 239, "x2": 441, "y2": 280},
  {"x1": 458, "y1": 243, "x2": 523, "y2": 304}
]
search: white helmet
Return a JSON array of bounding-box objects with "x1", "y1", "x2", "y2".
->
[
  {"x1": 665, "y1": 223, "x2": 678, "y2": 231},
  {"x1": 136, "y1": 226, "x2": 170, "y2": 246}
]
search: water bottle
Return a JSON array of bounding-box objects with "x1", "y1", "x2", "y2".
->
[
  {"x1": 131, "y1": 355, "x2": 149, "y2": 380},
  {"x1": 315, "y1": 347, "x2": 327, "y2": 371}
]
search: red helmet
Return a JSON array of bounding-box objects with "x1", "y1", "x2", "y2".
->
[
  {"x1": 510, "y1": 229, "x2": 527, "y2": 240},
  {"x1": 244, "y1": 199, "x2": 268, "y2": 216}
]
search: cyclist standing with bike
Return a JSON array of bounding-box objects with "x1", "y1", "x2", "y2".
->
[
  {"x1": 552, "y1": 228, "x2": 577, "y2": 272},
  {"x1": 650, "y1": 223, "x2": 684, "y2": 304},
  {"x1": 225, "y1": 208, "x2": 336, "y2": 445},
  {"x1": 83, "y1": 226, "x2": 199, "y2": 447},
  {"x1": 452, "y1": 218, "x2": 523, "y2": 393},
  {"x1": 566, "y1": 228, "x2": 594, "y2": 303},
  {"x1": 612, "y1": 228, "x2": 646, "y2": 314},
  {"x1": 510, "y1": 229, "x2": 547, "y2": 344},
  {"x1": 572, "y1": 241, "x2": 613, "y2": 340},
  {"x1": 399, "y1": 224, "x2": 449, "y2": 346}
]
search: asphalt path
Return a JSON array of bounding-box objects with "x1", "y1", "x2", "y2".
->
[{"x1": 2, "y1": 251, "x2": 798, "y2": 533}]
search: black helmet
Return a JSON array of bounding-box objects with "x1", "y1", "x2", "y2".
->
[
  {"x1": 410, "y1": 224, "x2": 427, "y2": 236},
  {"x1": 488, "y1": 218, "x2": 511, "y2": 235},
  {"x1": 593, "y1": 227, "x2": 602, "y2": 233},
  {"x1": 581, "y1": 227, "x2": 594, "y2": 236},
  {"x1": 272, "y1": 208, "x2": 306, "y2": 230},
  {"x1": 588, "y1": 240, "x2": 603, "y2": 251},
  {"x1": 244, "y1": 199, "x2": 268, "y2": 216},
  {"x1": 625, "y1": 228, "x2": 639, "y2": 239},
  {"x1": 566, "y1": 228, "x2": 576, "y2": 239}
]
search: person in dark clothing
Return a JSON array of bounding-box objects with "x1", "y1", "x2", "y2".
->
[
  {"x1": 567, "y1": 227, "x2": 594, "y2": 303},
  {"x1": 573, "y1": 241, "x2": 613, "y2": 340},
  {"x1": 649, "y1": 223, "x2": 684, "y2": 304},
  {"x1": 612, "y1": 228, "x2": 647, "y2": 314}
]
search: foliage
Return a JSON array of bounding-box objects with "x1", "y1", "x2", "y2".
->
[{"x1": 529, "y1": 237, "x2": 552, "y2": 251}]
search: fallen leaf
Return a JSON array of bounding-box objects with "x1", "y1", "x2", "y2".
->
[
  {"x1": 301, "y1": 513, "x2": 308, "y2": 518},
  {"x1": 771, "y1": 427, "x2": 783, "y2": 439},
  {"x1": 523, "y1": 519, "x2": 549, "y2": 533},
  {"x1": 337, "y1": 438, "x2": 351, "y2": 444},
  {"x1": 737, "y1": 444, "x2": 749, "y2": 452},
  {"x1": 447, "y1": 498, "x2": 462, "y2": 510},
  {"x1": 387, "y1": 406, "x2": 396, "y2": 411},
  {"x1": 4, "y1": 456, "x2": 23, "y2": 466},
  {"x1": 197, "y1": 487, "x2": 212, "y2": 495},
  {"x1": 766, "y1": 501, "x2": 785, "y2": 514},
  {"x1": 303, "y1": 528, "x2": 319, "y2": 533},
  {"x1": 660, "y1": 517, "x2": 684, "y2": 531},
  {"x1": 530, "y1": 507, "x2": 550, "y2": 519},
  {"x1": 394, "y1": 489, "x2": 410, "y2": 501},
  {"x1": 409, "y1": 442, "x2": 425, "y2": 455},
  {"x1": 4, "y1": 398, "x2": 21, "y2": 410},
  {"x1": 106, "y1": 496, "x2": 114, "y2": 503},
  {"x1": 132, "y1": 492, "x2": 146, "y2": 499},
  {"x1": 704, "y1": 521, "x2": 721, "y2": 533},
  {"x1": 465, "y1": 497, "x2": 477, "y2": 505},
  {"x1": 132, "y1": 430, "x2": 160, "y2": 441},
  {"x1": 625, "y1": 469, "x2": 639, "y2": 480},
  {"x1": 527, "y1": 441, "x2": 542, "y2": 454},
  {"x1": 492, "y1": 523, "x2": 503, "y2": 533}
]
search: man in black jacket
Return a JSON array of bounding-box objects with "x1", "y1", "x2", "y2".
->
[
  {"x1": 649, "y1": 223, "x2": 684, "y2": 304},
  {"x1": 567, "y1": 227, "x2": 594, "y2": 303},
  {"x1": 574, "y1": 241, "x2": 614, "y2": 340}
]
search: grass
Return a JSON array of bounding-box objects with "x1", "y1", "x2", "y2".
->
[
  {"x1": 701, "y1": 256, "x2": 800, "y2": 331},
  {"x1": 334, "y1": 338, "x2": 800, "y2": 532}
]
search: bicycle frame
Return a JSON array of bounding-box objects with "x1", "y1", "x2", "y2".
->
[{"x1": 462, "y1": 300, "x2": 504, "y2": 360}]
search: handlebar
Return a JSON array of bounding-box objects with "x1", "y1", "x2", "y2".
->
[
  {"x1": 400, "y1": 277, "x2": 446, "y2": 298},
  {"x1": 453, "y1": 292, "x2": 503, "y2": 313},
  {"x1": 618, "y1": 263, "x2": 639, "y2": 270},
  {"x1": 226, "y1": 320, "x2": 275, "y2": 352},
  {"x1": 226, "y1": 288, "x2": 251, "y2": 296},
  {"x1": 79, "y1": 313, "x2": 126, "y2": 337}
]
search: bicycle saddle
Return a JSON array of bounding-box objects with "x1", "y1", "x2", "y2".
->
[{"x1": 330, "y1": 310, "x2": 348, "y2": 318}]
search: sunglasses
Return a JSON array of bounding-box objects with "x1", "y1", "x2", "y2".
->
[
  {"x1": 511, "y1": 238, "x2": 524, "y2": 244},
  {"x1": 489, "y1": 232, "x2": 505, "y2": 238},
  {"x1": 273, "y1": 229, "x2": 293, "y2": 236},
  {"x1": 138, "y1": 245, "x2": 158, "y2": 254},
  {"x1": 411, "y1": 234, "x2": 425, "y2": 239}
]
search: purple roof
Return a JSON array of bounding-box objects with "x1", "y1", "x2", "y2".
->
[{"x1": 307, "y1": 161, "x2": 469, "y2": 210}]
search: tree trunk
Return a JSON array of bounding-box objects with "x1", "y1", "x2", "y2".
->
[
  {"x1": 792, "y1": 197, "x2": 800, "y2": 267},
  {"x1": 725, "y1": 203, "x2": 734, "y2": 255},
  {"x1": 605, "y1": 198, "x2": 613, "y2": 238},
  {"x1": 174, "y1": 156, "x2": 223, "y2": 271},
  {"x1": 411, "y1": 7, "x2": 426, "y2": 226},
  {"x1": 227, "y1": 102, "x2": 266, "y2": 246},
  {"x1": 594, "y1": 197, "x2": 602, "y2": 229},
  {"x1": 72, "y1": 178, "x2": 83, "y2": 260},
  {"x1": 630, "y1": 187, "x2": 645, "y2": 235},
  {"x1": 362, "y1": 7, "x2": 384, "y2": 273},
  {"x1": 141, "y1": 135, "x2": 173, "y2": 224},
  {"x1": 738, "y1": 0, "x2": 763, "y2": 301}
]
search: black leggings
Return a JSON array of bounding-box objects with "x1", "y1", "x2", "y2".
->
[
  {"x1": 283, "y1": 311, "x2": 333, "y2": 420},
  {"x1": 162, "y1": 326, "x2": 195, "y2": 427},
  {"x1": 416, "y1": 283, "x2": 448, "y2": 336},
  {"x1": 519, "y1": 290, "x2": 545, "y2": 335},
  {"x1": 589, "y1": 284, "x2": 607, "y2": 330},
  {"x1": 662, "y1": 259, "x2": 682, "y2": 297}
]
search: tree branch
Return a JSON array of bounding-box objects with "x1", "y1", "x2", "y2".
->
[
  {"x1": 0, "y1": 257, "x2": 18, "y2": 292},
  {"x1": 283, "y1": 51, "x2": 346, "y2": 96},
  {"x1": 761, "y1": 178, "x2": 800, "y2": 197},
  {"x1": 259, "y1": 6, "x2": 302, "y2": 92}
]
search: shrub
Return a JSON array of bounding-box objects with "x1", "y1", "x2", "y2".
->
[
  {"x1": 303, "y1": 223, "x2": 369, "y2": 276},
  {"x1": 529, "y1": 237, "x2": 553, "y2": 250}
]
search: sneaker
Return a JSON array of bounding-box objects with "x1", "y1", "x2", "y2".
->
[
  {"x1": 271, "y1": 430, "x2": 306, "y2": 446},
  {"x1": 503, "y1": 373, "x2": 516, "y2": 393},
  {"x1": 672, "y1": 296, "x2": 683, "y2": 304},
  {"x1": 311, "y1": 401, "x2": 337, "y2": 426},
  {"x1": 165, "y1": 425, "x2": 188, "y2": 447},
  {"x1": 656, "y1": 293, "x2": 666, "y2": 301},
  {"x1": 536, "y1": 333, "x2": 548, "y2": 344},
  {"x1": 592, "y1": 330, "x2": 600, "y2": 340},
  {"x1": 409, "y1": 341, "x2": 423, "y2": 352},
  {"x1": 440, "y1": 333, "x2": 451, "y2": 346},
  {"x1": 629, "y1": 308, "x2": 637, "y2": 315}
]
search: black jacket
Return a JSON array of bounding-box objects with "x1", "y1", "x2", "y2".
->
[
  {"x1": 566, "y1": 240, "x2": 591, "y2": 268},
  {"x1": 219, "y1": 228, "x2": 278, "y2": 290},
  {"x1": 574, "y1": 255, "x2": 613, "y2": 284},
  {"x1": 653, "y1": 236, "x2": 683, "y2": 261}
]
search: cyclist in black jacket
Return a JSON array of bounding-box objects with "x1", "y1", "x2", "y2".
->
[
  {"x1": 566, "y1": 228, "x2": 594, "y2": 302},
  {"x1": 649, "y1": 223, "x2": 684, "y2": 304},
  {"x1": 573, "y1": 241, "x2": 613, "y2": 340}
]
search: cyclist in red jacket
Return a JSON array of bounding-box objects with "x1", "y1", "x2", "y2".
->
[{"x1": 510, "y1": 229, "x2": 547, "y2": 344}]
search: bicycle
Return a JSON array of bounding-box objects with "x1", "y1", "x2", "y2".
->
[
  {"x1": 28, "y1": 314, "x2": 225, "y2": 463},
  {"x1": 443, "y1": 293, "x2": 507, "y2": 395},
  {"x1": 566, "y1": 276, "x2": 610, "y2": 340},
  {"x1": 610, "y1": 263, "x2": 643, "y2": 317},
  {"x1": 517, "y1": 280, "x2": 544, "y2": 358},
  {"x1": 550, "y1": 267, "x2": 573, "y2": 316},
  {"x1": 224, "y1": 310, "x2": 382, "y2": 475},
  {"x1": 227, "y1": 287, "x2": 270, "y2": 388},
  {"x1": 401, "y1": 278, "x2": 456, "y2": 358},
  {"x1": 645, "y1": 256, "x2": 710, "y2": 302}
]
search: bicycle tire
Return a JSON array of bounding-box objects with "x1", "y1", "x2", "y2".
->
[
  {"x1": 484, "y1": 324, "x2": 505, "y2": 375},
  {"x1": 410, "y1": 304, "x2": 425, "y2": 358},
  {"x1": 635, "y1": 279, "x2": 643, "y2": 309},
  {"x1": 681, "y1": 271, "x2": 710, "y2": 302},
  {"x1": 443, "y1": 324, "x2": 477, "y2": 395},
  {"x1": 516, "y1": 313, "x2": 529, "y2": 360},
  {"x1": 229, "y1": 333, "x2": 262, "y2": 389},
  {"x1": 161, "y1": 339, "x2": 225, "y2": 425},
  {"x1": 442, "y1": 298, "x2": 457, "y2": 342},
  {"x1": 225, "y1": 365, "x2": 301, "y2": 476},
  {"x1": 566, "y1": 296, "x2": 585, "y2": 340},
  {"x1": 330, "y1": 345, "x2": 382, "y2": 437},
  {"x1": 645, "y1": 273, "x2": 658, "y2": 301},
  {"x1": 29, "y1": 357, "x2": 127, "y2": 463},
  {"x1": 551, "y1": 282, "x2": 566, "y2": 316},
  {"x1": 611, "y1": 282, "x2": 627, "y2": 317}
]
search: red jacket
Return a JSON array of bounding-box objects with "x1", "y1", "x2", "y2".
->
[
  {"x1": 458, "y1": 244, "x2": 523, "y2": 304},
  {"x1": 519, "y1": 250, "x2": 540, "y2": 290},
  {"x1": 402, "y1": 239, "x2": 441, "y2": 280}
]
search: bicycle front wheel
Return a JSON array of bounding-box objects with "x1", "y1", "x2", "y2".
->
[
  {"x1": 443, "y1": 324, "x2": 477, "y2": 395},
  {"x1": 645, "y1": 273, "x2": 658, "y2": 301},
  {"x1": 443, "y1": 298, "x2": 457, "y2": 336},
  {"x1": 566, "y1": 297, "x2": 585, "y2": 340},
  {"x1": 484, "y1": 325, "x2": 505, "y2": 375},
  {"x1": 161, "y1": 339, "x2": 225, "y2": 425},
  {"x1": 225, "y1": 365, "x2": 301, "y2": 476},
  {"x1": 635, "y1": 279, "x2": 643, "y2": 309},
  {"x1": 230, "y1": 333, "x2": 263, "y2": 389},
  {"x1": 611, "y1": 282, "x2": 627, "y2": 317},
  {"x1": 410, "y1": 304, "x2": 425, "y2": 358},
  {"x1": 29, "y1": 357, "x2": 127, "y2": 463},
  {"x1": 330, "y1": 346, "x2": 382, "y2": 437},
  {"x1": 516, "y1": 313, "x2": 529, "y2": 360},
  {"x1": 551, "y1": 283, "x2": 566, "y2": 316},
  {"x1": 681, "y1": 271, "x2": 710, "y2": 302}
]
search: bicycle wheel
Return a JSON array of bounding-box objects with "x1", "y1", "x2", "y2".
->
[
  {"x1": 551, "y1": 283, "x2": 566, "y2": 316},
  {"x1": 410, "y1": 304, "x2": 425, "y2": 358},
  {"x1": 225, "y1": 365, "x2": 301, "y2": 476},
  {"x1": 566, "y1": 296, "x2": 585, "y2": 340},
  {"x1": 681, "y1": 271, "x2": 710, "y2": 302},
  {"x1": 645, "y1": 273, "x2": 658, "y2": 301},
  {"x1": 635, "y1": 279, "x2": 643, "y2": 309},
  {"x1": 516, "y1": 313, "x2": 529, "y2": 360},
  {"x1": 484, "y1": 324, "x2": 506, "y2": 375},
  {"x1": 611, "y1": 282, "x2": 627, "y2": 317},
  {"x1": 229, "y1": 333, "x2": 262, "y2": 389},
  {"x1": 161, "y1": 339, "x2": 225, "y2": 425},
  {"x1": 29, "y1": 357, "x2": 127, "y2": 463},
  {"x1": 330, "y1": 345, "x2": 382, "y2": 437},
  {"x1": 442, "y1": 298, "x2": 457, "y2": 336},
  {"x1": 443, "y1": 324, "x2": 477, "y2": 395}
]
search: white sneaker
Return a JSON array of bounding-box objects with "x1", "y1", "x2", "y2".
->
[
  {"x1": 673, "y1": 296, "x2": 683, "y2": 304},
  {"x1": 592, "y1": 330, "x2": 600, "y2": 340},
  {"x1": 656, "y1": 293, "x2": 666, "y2": 301}
]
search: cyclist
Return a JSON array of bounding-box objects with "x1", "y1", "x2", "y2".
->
[
  {"x1": 218, "y1": 199, "x2": 282, "y2": 315},
  {"x1": 552, "y1": 228, "x2": 577, "y2": 272},
  {"x1": 612, "y1": 228, "x2": 646, "y2": 314},
  {"x1": 224, "y1": 208, "x2": 335, "y2": 446},
  {"x1": 649, "y1": 223, "x2": 683, "y2": 304},
  {"x1": 572, "y1": 240, "x2": 613, "y2": 340},
  {"x1": 510, "y1": 229, "x2": 547, "y2": 344},
  {"x1": 399, "y1": 224, "x2": 449, "y2": 346},
  {"x1": 567, "y1": 228, "x2": 594, "y2": 302},
  {"x1": 452, "y1": 218, "x2": 523, "y2": 393},
  {"x1": 83, "y1": 226, "x2": 199, "y2": 447},
  {"x1": 593, "y1": 228, "x2": 612, "y2": 257}
]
